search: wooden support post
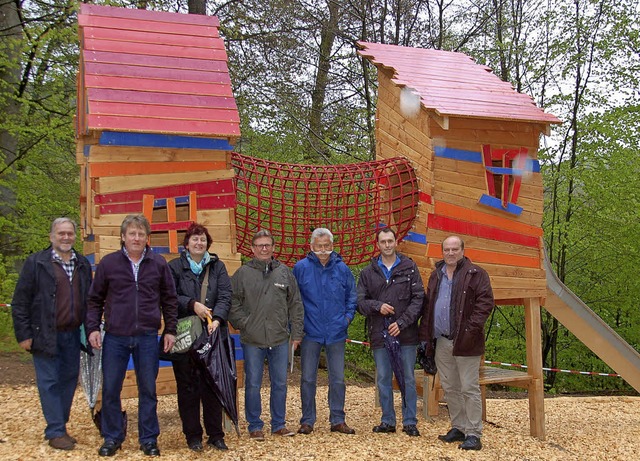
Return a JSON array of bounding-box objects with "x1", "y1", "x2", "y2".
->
[
  {"x1": 167, "y1": 197, "x2": 178, "y2": 253},
  {"x1": 142, "y1": 194, "x2": 154, "y2": 222},
  {"x1": 188, "y1": 191, "x2": 198, "y2": 222},
  {"x1": 524, "y1": 297, "x2": 545, "y2": 440}
]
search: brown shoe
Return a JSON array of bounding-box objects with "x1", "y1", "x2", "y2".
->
[
  {"x1": 297, "y1": 424, "x2": 313, "y2": 435},
  {"x1": 330, "y1": 422, "x2": 356, "y2": 435},
  {"x1": 249, "y1": 430, "x2": 265, "y2": 441},
  {"x1": 48, "y1": 435, "x2": 75, "y2": 450},
  {"x1": 65, "y1": 433, "x2": 78, "y2": 444},
  {"x1": 272, "y1": 427, "x2": 295, "y2": 437}
]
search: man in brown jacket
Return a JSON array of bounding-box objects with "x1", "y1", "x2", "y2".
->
[{"x1": 419, "y1": 236, "x2": 494, "y2": 450}]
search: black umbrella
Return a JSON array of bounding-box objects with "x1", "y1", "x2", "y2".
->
[
  {"x1": 190, "y1": 322, "x2": 240, "y2": 436},
  {"x1": 383, "y1": 316, "x2": 406, "y2": 406}
]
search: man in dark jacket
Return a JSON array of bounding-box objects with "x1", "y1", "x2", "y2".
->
[
  {"x1": 86, "y1": 214, "x2": 178, "y2": 457},
  {"x1": 11, "y1": 217, "x2": 92, "y2": 450},
  {"x1": 419, "y1": 235, "x2": 494, "y2": 451},
  {"x1": 228, "y1": 229, "x2": 304, "y2": 441},
  {"x1": 293, "y1": 228, "x2": 357, "y2": 436},
  {"x1": 357, "y1": 227, "x2": 424, "y2": 437}
]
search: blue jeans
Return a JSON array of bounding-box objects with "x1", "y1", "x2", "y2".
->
[
  {"x1": 33, "y1": 330, "x2": 81, "y2": 439},
  {"x1": 101, "y1": 332, "x2": 159, "y2": 444},
  {"x1": 242, "y1": 341, "x2": 289, "y2": 433},
  {"x1": 373, "y1": 345, "x2": 418, "y2": 426},
  {"x1": 300, "y1": 338, "x2": 346, "y2": 426}
]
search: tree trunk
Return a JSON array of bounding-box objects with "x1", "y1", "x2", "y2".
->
[
  {"x1": 188, "y1": 0, "x2": 207, "y2": 15},
  {"x1": 0, "y1": 0, "x2": 22, "y2": 257},
  {"x1": 305, "y1": 0, "x2": 340, "y2": 163}
]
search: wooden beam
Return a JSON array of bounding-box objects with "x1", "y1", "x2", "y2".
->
[{"x1": 524, "y1": 297, "x2": 545, "y2": 439}]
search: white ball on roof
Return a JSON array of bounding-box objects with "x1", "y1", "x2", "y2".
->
[{"x1": 399, "y1": 87, "x2": 421, "y2": 118}]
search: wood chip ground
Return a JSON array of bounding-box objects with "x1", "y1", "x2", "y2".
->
[{"x1": 1, "y1": 381, "x2": 638, "y2": 460}]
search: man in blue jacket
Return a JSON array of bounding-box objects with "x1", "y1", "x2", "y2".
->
[
  {"x1": 12, "y1": 218, "x2": 92, "y2": 451},
  {"x1": 293, "y1": 228, "x2": 357, "y2": 435},
  {"x1": 86, "y1": 214, "x2": 178, "y2": 457}
]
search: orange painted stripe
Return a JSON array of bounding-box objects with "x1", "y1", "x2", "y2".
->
[
  {"x1": 426, "y1": 244, "x2": 540, "y2": 268},
  {"x1": 434, "y1": 201, "x2": 543, "y2": 237},
  {"x1": 188, "y1": 191, "x2": 198, "y2": 222},
  {"x1": 142, "y1": 194, "x2": 154, "y2": 222},
  {"x1": 89, "y1": 161, "x2": 226, "y2": 177}
]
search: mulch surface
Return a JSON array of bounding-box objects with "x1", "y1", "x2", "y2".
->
[{"x1": 0, "y1": 352, "x2": 638, "y2": 460}]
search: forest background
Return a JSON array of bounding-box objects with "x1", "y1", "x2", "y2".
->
[{"x1": 0, "y1": 0, "x2": 638, "y2": 393}]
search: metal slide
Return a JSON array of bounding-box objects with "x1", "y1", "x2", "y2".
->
[{"x1": 543, "y1": 256, "x2": 640, "y2": 392}]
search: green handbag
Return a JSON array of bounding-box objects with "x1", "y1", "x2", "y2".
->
[{"x1": 162, "y1": 265, "x2": 210, "y2": 357}]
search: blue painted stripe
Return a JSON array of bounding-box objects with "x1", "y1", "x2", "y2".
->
[
  {"x1": 84, "y1": 145, "x2": 91, "y2": 157},
  {"x1": 485, "y1": 166, "x2": 514, "y2": 175},
  {"x1": 151, "y1": 246, "x2": 185, "y2": 254},
  {"x1": 153, "y1": 195, "x2": 191, "y2": 208},
  {"x1": 478, "y1": 194, "x2": 523, "y2": 216},
  {"x1": 99, "y1": 132, "x2": 234, "y2": 150},
  {"x1": 486, "y1": 161, "x2": 541, "y2": 175},
  {"x1": 529, "y1": 159, "x2": 541, "y2": 173},
  {"x1": 403, "y1": 231, "x2": 427, "y2": 245},
  {"x1": 435, "y1": 146, "x2": 482, "y2": 163}
]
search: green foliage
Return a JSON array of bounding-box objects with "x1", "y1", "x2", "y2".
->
[{"x1": 0, "y1": 307, "x2": 20, "y2": 353}]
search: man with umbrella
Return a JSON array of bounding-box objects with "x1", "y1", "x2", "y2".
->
[
  {"x1": 86, "y1": 214, "x2": 178, "y2": 457},
  {"x1": 419, "y1": 235, "x2": 494, "y2": 451},
  {"x1": 357, "y1": 227, "x2": 424, "y2": 437}
]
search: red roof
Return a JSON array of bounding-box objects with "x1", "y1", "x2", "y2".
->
[
  {"x1": 357, "y1": 41, "x2": 560, "y2": 125},
  {"x1": 78, "y1": 4, "x2": 240, "y2": 138}
]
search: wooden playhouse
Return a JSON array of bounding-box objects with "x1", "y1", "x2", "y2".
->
[
  {"x1": 76, "y1": 4, "x2": 243, "y2": 397},
  {"x1": 358, "y1": 42, "x2": 562, "y2": 439}
]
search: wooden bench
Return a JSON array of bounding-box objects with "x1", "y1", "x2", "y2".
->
[
  {"x1": 376, "y1": 366, "x2": 532, "y2": 420},
  {"x1": 420, "y1": 366, "x2": 532, "y2": 419}
]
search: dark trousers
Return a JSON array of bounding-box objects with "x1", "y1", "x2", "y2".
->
[
  {"x1": 172, "y1": 355, "x2": 224, "y2": 444},
  {"x1": 101, "y1": 332, "x2": 160, "y2": 445},
  {"x1": 33, "y1": 329, "x2": 81, "y2": 439}
]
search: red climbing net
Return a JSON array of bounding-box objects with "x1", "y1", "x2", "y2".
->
[{"x1": 232, "y1": 153, "x2": 419, "y2": 266}]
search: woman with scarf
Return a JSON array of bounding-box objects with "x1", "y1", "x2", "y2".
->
[{"x1": 168, "y1": 223, "x2": 232, "y2": 451}]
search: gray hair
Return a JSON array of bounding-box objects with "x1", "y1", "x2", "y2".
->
[
  {"x1": 120, "y1": 214, "x2": 151, "y2": 237},
  {"x1": 310, "y1": 227, "x2": 333, "y2": 244},
  {"x1": 50, "y1": 217, "x2": 77, "y2": 234},
  {"x1": 252, "y1": 229, "x2": 275, "y2": 245}
]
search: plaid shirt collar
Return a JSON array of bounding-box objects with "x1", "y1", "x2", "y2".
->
[{"x1": 51, "y1": 249, "x2": 77, "y2": 282}]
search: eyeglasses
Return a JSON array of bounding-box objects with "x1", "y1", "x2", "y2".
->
[
  {"x1": 253, "y1": 243, "x2": 273, "y2": 249},
  {"x1": 312, "y1": 244, "x2": 333, "y2": 251}
]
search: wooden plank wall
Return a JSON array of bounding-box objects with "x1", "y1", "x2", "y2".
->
[{"x1": 375, "y1": 69, "x2": 547, "y2": 303}]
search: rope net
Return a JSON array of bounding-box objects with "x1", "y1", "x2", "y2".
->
[{"x1": 232, "y1": 153, "x2": 419, "y2": 266}]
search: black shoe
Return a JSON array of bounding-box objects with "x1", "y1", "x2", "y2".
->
[
  {"x1": 98, "y1": 441, "x2": 122, "y2": 457},
  {"x1": 402, "y1": 424, "x2": 420, "y2": 437},
  {"x1": 372, "y1": 422, "x2": 396, "y2": 433},
  {"x1": 459, "y1": 435, "x2": 482, "y2": 450},
  {"x1": 207, "y1": 439, "x2": 228, "y2": 451},
  {"x1": 140, "y1": 442, "x2": 160, "y2": 456},
  {"x1": 188, "y1": 440, "x2": 203, "y2": 452},
  {"x1": 438, "y1": 427, "x2": 466, "y2": 443}
]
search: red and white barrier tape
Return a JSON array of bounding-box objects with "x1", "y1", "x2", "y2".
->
[
  {"x1": 0, "y1": 308, "x2": 622, "y2": 378},
  {"x1": 345, "y1": 337, "x2": 621, "y2": 378},
  {"x1": 483, "y1": 360, "x2": 620, "y2": 377}
]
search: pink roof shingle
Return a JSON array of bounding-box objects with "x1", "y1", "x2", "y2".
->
[
  {"x1": 357, "y1": 41, "x2": 560, "y2": 125},
  {"x1": 78, "y1": 4, "x2": 240, "y2": 138}
]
